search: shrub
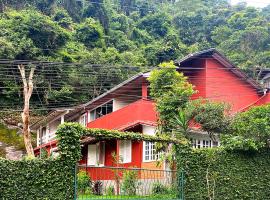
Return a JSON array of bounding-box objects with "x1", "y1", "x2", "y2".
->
[
  {"x1": 121, "y1": 170, "x2": 138, "y2": 195},
  {"x1": 176, "y1": 147, "x2": 270, "y2": 200},
  {"x1": 106, "y1": 186, "x2": 115, "y2": 195},
  {"x1": 0, "y1": 158, "x2": 75, "y2": 200},
  {"x1": 77, "y1": 171, "x2": 92, "y2": 194},
  {"x1": 152, "y1": 182, "x2": 169, "y2": 194}
]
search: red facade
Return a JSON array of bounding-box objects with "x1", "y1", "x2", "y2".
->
[{"x1": 34, "y1": 49, "x2": 270, "y2": 180}]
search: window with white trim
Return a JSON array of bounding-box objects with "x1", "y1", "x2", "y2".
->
[
  {"x1": 90, "y1": 100, "x2": 113, "y2": 121},
  {"x1": 119, "y1": 140, "x2": 132, "y2": 163},
  {"x1": 79, "y1": 113, "x2": 88, "y2": 126},
  {"x1": 192, "y1": 139, "x2": 216, "y2": 148},
  {"x1": 143, "y1": 141, "x2": 161, "y2": 162},
  {"x1": 87, "y1": 142, "x2": 105, "y2": 166}
]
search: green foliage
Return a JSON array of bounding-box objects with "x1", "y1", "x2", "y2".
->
[
  {"x1": 106, "y1": 186, "x2": 115, "y2": 195},
  {"x1": 78, "y1": 170, "x2": 92, "y2": 194},
  {"x1": 152, "y1": 182, "x2": 169, "y2": 195},
  {"x1": 148, "y1": 61, "x2": 194, "y2": 134},
  {"x1": 176, "y1": 147, "x2": 270, "y2": 200},
  {"x1": 222, "y1": 135, "x2": 264, "y2": 152},
  {"x1": 58, "y1": 122, "x2": 186, "y2": 145},
  {"x1": 223, "y1": 104, "x2": 270, "y2": 151},
  {"x1": 39, "y1": 148, "x2": 49, "y2": 159},
  {"x1": 0, "y1": 123, "x2": 24, "y2": 150},
  {"x1": 75, "y1": 18, "x2": 104, "y2": 48},
  {"x1": 53, "y1": 8, "x2": 73, "y2": 29},
  {"x1": 2, "y1": 0, "x2": 270, "y2": 110},
  {"x1": 56, "y1": 122, "x2": 84, "y2": 164},
  {"x1": 0, "y1": 158, "x2": 75, "y2": 200},
  {"x1": 186, "y1": 99, "x2": 231, "y2": 139},
  {"x1": 121, "y1": 170, "x2": 138, "y2": 195}
]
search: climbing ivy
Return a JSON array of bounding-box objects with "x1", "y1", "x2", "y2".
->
[
  {"x1": 0, "y1": 158, "x2": 75, "y2": 200},
  {"x1": 176, "y1": 147, "x2": 270, "y2": 200}
]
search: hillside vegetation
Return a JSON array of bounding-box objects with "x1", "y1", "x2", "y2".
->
[{"x1": 0, "y1": 0, "x2": 270, "y2": 111}]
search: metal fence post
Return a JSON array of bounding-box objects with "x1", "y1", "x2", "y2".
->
[
  {"x1": 179, "y1": 169, "x2": 184, "y2": 200},
  {"x1": 74, "y1": 164, "x2": 77, "y2": 200}
]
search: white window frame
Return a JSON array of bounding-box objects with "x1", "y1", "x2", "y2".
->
[
  {"x1": 79, "y1": 113, "x2": 88, "y2": 127},
  {"x1": 89, "y1": 100, "x2": 114, "y2": 121},
  {"x1": 143, "y1": 141, "x2": 161, "y2": 162},
  {"x1": 192, "y1": 139, "x2": 216, "y2": 149},
  {"x1": 119, "y1": 140, "x2": 132, "y2": 163},
  {"x1": 87, "y1": 142, "x2": 106, "y2": 166}
]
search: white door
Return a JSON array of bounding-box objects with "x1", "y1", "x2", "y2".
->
[{"x1": 87, "y1": 144, "x2": 97, "y2": 166}]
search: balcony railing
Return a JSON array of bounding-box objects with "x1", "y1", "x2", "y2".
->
[
  {"x1": 87, "y1": 99, "x2": 157, "y2": 130},
  {"x1": 38, "y1": 133, "x2": 57, "y2": 146}
]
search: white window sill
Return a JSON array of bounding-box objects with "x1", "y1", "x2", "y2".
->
[{"x1": 143, "y1": 160, "x2": 158, "y2": 163}]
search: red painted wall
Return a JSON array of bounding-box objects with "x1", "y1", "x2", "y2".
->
[
  {"x1": 205, "y1": 59, "x2": 261, "y2": 112},
  {"x1": 87, "y1": 99, "x2": 157, "y2": 130},
  {"x1": 182, "y1": 59, "x2": 207, "y2": 99},
  {"x1": 256, "y1": 93, "x2": 270, "y2": 106}
]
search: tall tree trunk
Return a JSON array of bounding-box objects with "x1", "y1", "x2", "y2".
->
[{"x1": 18, "y1": 65, "x2": 35, "y2": 157}]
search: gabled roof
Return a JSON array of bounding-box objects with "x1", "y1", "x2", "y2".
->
[
  {"x1": 258, "y1": 68, "x2": 270, "y2": 80},
  {"x1": 175, "y1": 48, "x2": 263, "y2": 92},
  {"x1": 82, "y1": 72, "x2": 150, "y2": 109},
  {"x1": 30, "y1": 106, "x2": 83, "y2": 130},
  {"x1": 30, "y1": 72, "x2": 150, "y2": 130}
]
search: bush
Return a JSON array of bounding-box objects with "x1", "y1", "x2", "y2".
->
[
  {"x1": 77, "y1": 171, "x2": 92, "y2": 194},
  {"x1": 176, "y1": 147, "x2": 270, "y2": 200},
  {"x1": 106, "y1": 186, "x2": 115, "y2": 195},
  {"x1": 0, "y1": 158, "x2": 75, "y2": 200},
  {"x1": 121, "y1": 170, "x2": 138, "y2": 195},
  {"x1": 152, "y1": 182, "x2": 169, "y2": 195}
]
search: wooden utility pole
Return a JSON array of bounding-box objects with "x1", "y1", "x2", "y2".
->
[{"x1": 18, "y1": 64, "x2": 35, "y2": 157}]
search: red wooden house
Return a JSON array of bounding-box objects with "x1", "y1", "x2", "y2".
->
[{"x1": 31, "y1": 49, "x2": 270, "y2": 175}]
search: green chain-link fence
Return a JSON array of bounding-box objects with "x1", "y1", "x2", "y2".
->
[{"x1": 74, "y1": 165, "x2": 184, "y2": 200}]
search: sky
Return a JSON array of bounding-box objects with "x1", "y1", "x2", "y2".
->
[{"x1": 231, "y1": 0, "x2": 270, "y2": 8}]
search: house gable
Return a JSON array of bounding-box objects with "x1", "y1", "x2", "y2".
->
[{"x1": 175, "y1": 48, "x2": 266, "y2": 112}]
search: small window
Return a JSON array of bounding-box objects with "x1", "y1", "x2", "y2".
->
[
  {"x1": 119, "y1": 140, "x2": 132, "y2": 163},
  {"x1": 143, "y1": 141, "x2": 161, "y2": 162},
  {"x1": 197, "y1": 140, "x2": 201, "y2": 148},
  {"x1": 192, "y1": 139, "x2": 214, "y2": 149},
  {"x1": 88, "y1": 144, "x2": 97, "y2": 166},
  {"x1": 80, "y1": 114, "x2": 87, "y2": 126},
  {"x1": 91, "y1": 100, "x2": 113, "y2": 120}
]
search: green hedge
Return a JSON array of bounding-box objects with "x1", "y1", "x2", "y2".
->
[
  {"x1": 176, "y1": 147, "x2": 270, "y2": 200},
  {"x1": 0, "y1": 158, "x2": 75, "y2": 200},
  {"x1": 0, "y1": 123, "x2": 82, "y2": 200}
]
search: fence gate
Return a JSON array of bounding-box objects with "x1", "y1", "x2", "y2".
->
[{"x1": 74, "y1": 165, "x2": 184, "y2": 200}]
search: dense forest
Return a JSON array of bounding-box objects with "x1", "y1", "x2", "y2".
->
[{"x1": 0, "y1": 0, "x2": 270, "y2": 113}]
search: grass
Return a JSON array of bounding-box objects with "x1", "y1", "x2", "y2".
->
[{"x1": 78, "y1": 194, "x2": 178, "y2": 200}]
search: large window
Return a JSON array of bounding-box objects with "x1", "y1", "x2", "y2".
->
[
  {"x1": 119, "y1": 140, "x2": 132, "y2": 163},
  {"x1": 143, "y1": 141, "x2": 161, "y2": 162},
  {"x1": 90, "y1": 100, "x2": 113, "y2": 121},
  {"x1": 87, "y1": 142, "x2": 105, "y2": 166}
]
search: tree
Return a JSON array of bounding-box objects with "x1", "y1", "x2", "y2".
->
[
  {"x1": 75, "y1": 18, "x2": 105, "y2": 48},
  {"x1": 184, "y1": 99, "x2": 231, "y2": 141},
  {"x1": 224, "y1": 104, "x2": 270, "y2": 151},
  {"x1": 18, "y1": 65, "x2": 36, "y2": 156},
  {"x1": 148, "y1": 61, "x2": 194, "y2": 136}
]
